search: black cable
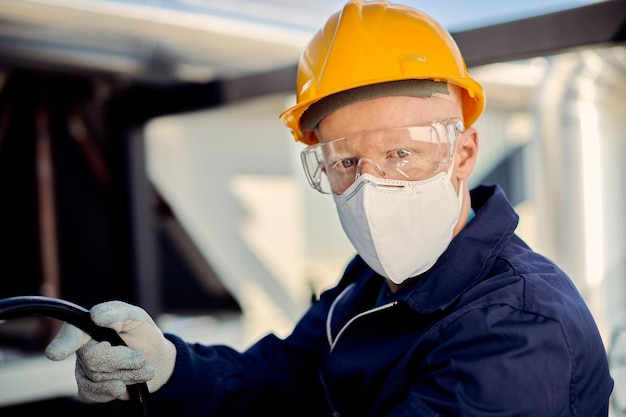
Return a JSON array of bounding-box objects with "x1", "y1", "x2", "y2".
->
[{"x1": 0, "y1": 295, "x2": 150, "y2": 417}]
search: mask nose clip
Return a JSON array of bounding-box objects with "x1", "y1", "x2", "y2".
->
[{"x1": 355, "y1": 158, "x2": 386, "y2": 180}]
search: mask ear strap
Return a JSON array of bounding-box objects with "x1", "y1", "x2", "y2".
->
[
  {"x1": 445, "y1": 154, "x2": 464, "y2": 208},
  {"x1": 445, "y1": 152, "x2": 456, "y2": 181}
]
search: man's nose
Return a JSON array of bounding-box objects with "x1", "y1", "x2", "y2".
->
[{"x1": 356, "y1": 158, "x2": 386, "y2": 178}]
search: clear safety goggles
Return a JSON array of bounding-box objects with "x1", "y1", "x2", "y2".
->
[{"x1": 301, "y1": 119, "x2": 464, "y2": 195}]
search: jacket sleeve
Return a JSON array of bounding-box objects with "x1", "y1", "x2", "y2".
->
[
  {"x1": 148, "y1": 255, "x2": 372, "y2": 417},
  {"x1": 148, "y1": 284, "x2": 343, "y2": 417}
]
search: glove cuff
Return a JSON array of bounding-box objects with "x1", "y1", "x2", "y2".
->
[{"x1": 146, "y1": 338, "x2": 176, "y2": 393}]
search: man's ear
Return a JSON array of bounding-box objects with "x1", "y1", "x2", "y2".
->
[{"x1": 455, "y1": 127, "x2": 478, "y2": 180}]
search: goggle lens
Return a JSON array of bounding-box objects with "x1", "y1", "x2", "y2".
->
[{"x1": 300, "y1": 119, "x2": 464, "y2": 194}]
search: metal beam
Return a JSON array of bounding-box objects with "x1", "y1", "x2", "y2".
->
[
  {"x1": 216, "y1": 0, "x2": 626, "y2": 105},
  {"x1": 453, "y1": 0, "x2": 626, "y2": 67}
]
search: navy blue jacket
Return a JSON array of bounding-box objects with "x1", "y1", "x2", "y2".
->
[{"x1": 152, "y1": 184, "x2": 613, "y2": 416}]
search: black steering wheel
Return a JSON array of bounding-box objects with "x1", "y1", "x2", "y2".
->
[{"x1": 0, "y1": 295, "x2": 150, "y2": 417}]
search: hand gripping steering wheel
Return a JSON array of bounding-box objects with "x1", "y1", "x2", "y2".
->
[{"x1": 0, "y1": 295, "x2": 150, "y2": 417}]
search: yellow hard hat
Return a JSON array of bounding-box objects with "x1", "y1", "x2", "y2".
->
[{"x1": 279, "y1": 0, "x2": 485, "y2": 145}]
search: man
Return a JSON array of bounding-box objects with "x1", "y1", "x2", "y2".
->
[{"x1": 45, "y1": 1, "x2": 614, "y2": 416}]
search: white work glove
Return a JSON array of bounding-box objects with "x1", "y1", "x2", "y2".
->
[{"x1": 45, "y1": 300, "x2": 176, "y2": 403}]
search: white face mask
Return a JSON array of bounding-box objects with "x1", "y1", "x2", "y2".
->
[{"x1": 332, "y1": 166, "x2": 463, "y2": 284}]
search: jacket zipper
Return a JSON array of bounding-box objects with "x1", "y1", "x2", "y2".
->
[
  {"x1": 326, "y1": 283, "x2": 398, "y2": 351},
  {"x1": 321, "y1": 283, "x2": 398, "y2": 416}
]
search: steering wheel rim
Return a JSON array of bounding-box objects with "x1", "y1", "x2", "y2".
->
[{"x1": 0, "y1": 295, "x2": 150, "y2": 417}]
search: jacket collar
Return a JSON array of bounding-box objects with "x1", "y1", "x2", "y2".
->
[{"x1": 396, "y1": 184, "x2": 519, "y2": 313}]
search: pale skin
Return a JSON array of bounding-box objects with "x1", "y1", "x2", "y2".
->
[{"x1": 314, "y1": 84, "x2": 479, "y2": 293}]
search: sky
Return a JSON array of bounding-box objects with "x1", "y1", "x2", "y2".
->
[
  {"x1": 371, "y1": 0, "x2": 601, "y2": 30},
  {"x1": 117, "y1": 0, "x2": 602, "y2": 33}
]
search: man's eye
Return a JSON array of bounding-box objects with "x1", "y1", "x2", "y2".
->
[
  {"x1": 328, "y1": 158, "x2": 356, "y2": 171},
  {"x1": 394, "y1": 149, "x2": 412, "y2": 158},
  {"x1": 341, "y1": 158, "x2": 357, "y2": 169}
]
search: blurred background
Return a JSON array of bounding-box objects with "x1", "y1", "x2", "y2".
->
[{"x1": 0, "y1": 0, "x2": 624, "y2": 415}]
